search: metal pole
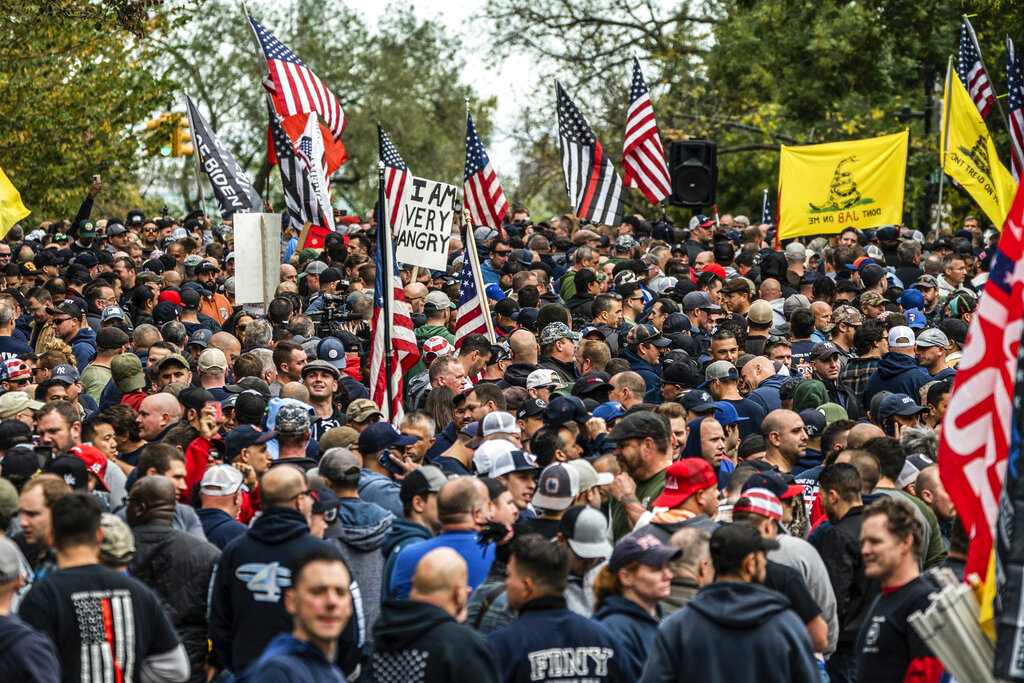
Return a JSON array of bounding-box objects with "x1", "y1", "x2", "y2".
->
[
  {"x1": 935, "y1": 58, "x2": 954, "y2": 236},
  {"x1": 183, "y1": 92, "x2": 208, "y2": 218}
]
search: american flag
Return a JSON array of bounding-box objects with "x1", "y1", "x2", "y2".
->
[
  {"x1": 939, "y1": 179, "x2": 1024, "y2": 582},
  {"x1": 379, "y1": 126, "x2": 410, "y2": 233},
  {"x1": 464, "y1": 112, "x2": 508, "y2": 229},
  {"x1": 1007, "y1": 38, "x2": 1024, "y2": 181},
  {"x1": 370, "y1": 127, "x2": 419, "y2": 423},
  {"x1": 556, "y1": 80, "x2": 625, "y2": 227},
  {"x1": 622, "y1": 57, "x2": 671, "y2": 204},
  {"x1": 267, "y1": 99, "x2": 314, "y2": 225},
  {"x1": 761, "y1": 188, "x2": 774, "y2": 225},
  {"x1": 294, "y1": 113, "x2": 334, "y2": 230},
  {"x1": 454, "y1": 226, "x2": 492, "y2": 349},
  {"x1": 958, "y1": 18, "x2": 995, "y2": 119},
  {"x1": 248, "y1": 15, "x2": 346, "y2": 140}
]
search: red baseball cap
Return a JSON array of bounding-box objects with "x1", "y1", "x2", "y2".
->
[
  {"x1": 70, "y1": 444, "x2": 110, "y2": 492},
  {"x1": 652, "y1": 458, "x2": 718, "y2": 508},
  {"x1": 157, "y1": 290, "x2": 182, "y2": 306},
  {"x1": 702, "y1": 263, "x2": 728, "y2": 280}
]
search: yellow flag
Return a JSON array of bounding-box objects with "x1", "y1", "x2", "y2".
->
[
  {"x1": 778, "y1": 131, "x2": 908, "y2": 240},
  {"x1": 0, "y1": 166, "x2": 30, "y2": 238},
  {"x1": 942, "y1": 70, "x2": 1017, "y2": 228}
]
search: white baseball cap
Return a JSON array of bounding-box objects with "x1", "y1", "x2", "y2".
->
[
  {"x1": 527, "y1": 369, "x2": 559, "y2": 390},
  {"x1": 887, "y1": 325, "x2": 916, "y2": 349},
  {"x1": 200, "y1": 465, "x2": 244, "y2": 496},
  {"x1": 473, "y1": 439, "x2": 516, "y2": 477}
]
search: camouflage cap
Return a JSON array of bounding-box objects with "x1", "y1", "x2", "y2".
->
[
  {"x1": 539, "y1": 322, "x2": 581, "y2": 346},
  {"x1": 823, "y1": 304, "x2": 863, "y2": 332},
  {"x1": 860, "y1": 291, "x2": 886, "y2": 307},
  {"x1": 136, "y1": 270, "x2": 164, "y2": 285},
  {"x1": 275, "y1": 402, "x2": 311, "y2": 434}
]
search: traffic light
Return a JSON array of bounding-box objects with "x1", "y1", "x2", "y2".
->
[
  {"x1": 171, "y1": 120, "x2": 192, "y2": 157},
  {"x1": 145, "y1": 113, "x2": 173, "y2": 157},
  {"x1": 144, "y1": 113, "x2": 192, "y2": 157}
]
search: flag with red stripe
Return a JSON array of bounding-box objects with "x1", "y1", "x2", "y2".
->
[
  {"x1": 555, "y1": 80, "x2": 625, "y2": 226},
  {"x1": 958, "y1": 19, "x2": 995, "y2": 119},
  {"x1": 463, "y1": 112, "x2": 508, "y2": 229},
  {"x1": 1007, "y1": 37, "x2": 1024, "y2": 182},
  {"x1": 248, "y1": 15, "x2": 346, "y2": 141},
  {"x1": 378, "y1": 126, "x2": 411, "y2": 235},
  {"x1": 622, "y1": 57, "x2": 671, "y2": 204}
]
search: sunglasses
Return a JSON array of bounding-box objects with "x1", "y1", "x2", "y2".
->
[
  {"x1": 492, "y1": 250, "x2": 512, "y2": 256},
  {"x1": 52, "y1": 317, "x2": 72, "y2": 325}
]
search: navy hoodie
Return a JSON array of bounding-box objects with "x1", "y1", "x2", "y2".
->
[
  {"x1": 488, "y1": 595, "x2": 627, "y2": 682},
  {"x1": 639, "y1": 582, "x2": 819, "y2": 683},
  {"x1": 861, "y1": 352, "x2": 931, "y2": 412},
  {"x1": 379, "y1": 518, "x2": 433, "y2": 601},
  {"x1": 620, "y1": 347, "x2": 663, "y2": 404},
  {"x1": 232, "y1": 632, "x2": 345, "y2": 683},
  {"x1": 208, "y1": 506, "x2": 340, "y2": 673},
  {"x1": 196, "y1": 507, "x2": 248, "y2": 551},
  {"x1": 747, "y1": 373, "x2": 787, "y2": 415},
  {"x1": 592, "y1": 596, "x2": 662, "y2": 680},
  {"x1": 69, "y1": 325, "x2": 97, "y2": 372},
  {"x1": 682, "y1": 417, "x2": 734, "y2": 490},
  {"x1": 0, "y1": 614, "x2": 61, "y2": 681}
]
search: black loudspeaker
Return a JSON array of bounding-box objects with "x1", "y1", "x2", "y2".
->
[{"x1": 668, "y1": 140, "x2": 717, "y2": 208}]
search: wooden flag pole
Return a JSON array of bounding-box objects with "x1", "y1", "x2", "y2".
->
[{"x1": 462, "y1": 209, "x2": 497, "y2": 343}]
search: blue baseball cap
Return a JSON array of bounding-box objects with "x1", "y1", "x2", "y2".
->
[
  {"x1": 593, "y1": 401, "x2": 626, "y2": 422},
  {"x1": 904, "y1": 309, "x2": 927, "y2": 329},
  {"x1": 225, "y1": 426, "x2": 276, "y2": 460},
  {"x1": 317, "y1": 337, "x2": 346, "y2": 369},
  {"x1": 899, "y1": 289, "x2": 925, "y2": 311},
  {"x1": 798, "y1": 408, "x2": 827, "y2": 437},
  {"x1": 102, "y1": 305, "x2": 126, "y2": 322},
  {"x1": 543, "y1": 396, "x2": 590, "y2": 425},
  {"x1": 714, "y1": 401, "x2": 749, "y2": 427},
  {"x1": 357, "y1": 422, "x2": 417, "y2": 454},
  {"x1": 187, "y1": 328, "x2": 212, "y2": 348},
  {"x1": 680, "y1": 390, "x2": 716, "y2": 413},
  {"x1": 485, "y1": 284, "x2": 505, "y2": 301}
]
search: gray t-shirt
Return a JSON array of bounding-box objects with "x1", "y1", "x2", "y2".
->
[{"x1": 770, "y1": 532, "x2": 839, "y2": 657}]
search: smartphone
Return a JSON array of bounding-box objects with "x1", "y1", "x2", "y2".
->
[
  {"x1": 93, "y1": 174, "x2": 101, "y2": 184},
  {"x1": 377, "y1": 448, "x2": 405, "y2": 476},
  {"x1": 205, "y1": 402, "x2": 223, "y2": 421}
]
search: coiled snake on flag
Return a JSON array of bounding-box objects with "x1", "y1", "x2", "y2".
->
[{"x1": 809, "y1": 155, "x2": 861, "y2": 211}]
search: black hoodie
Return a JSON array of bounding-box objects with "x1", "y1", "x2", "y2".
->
[{"x1": 371, "y1": 599, "x2": 501, "y2": 682}]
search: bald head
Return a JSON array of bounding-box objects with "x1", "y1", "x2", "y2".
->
[
  {"x1": 847, "y1": 423, "x2": 885, "y2": 450},
  {"x1": 437, "y1": 476, "x2": 487, "y2": 526},
  {"x1": 759, "y1": 278, "x2": 782, "y2": 301},
  {"x1": 210, "y1": 332, "x2": 242, "y2": 364},
  {"x1": 508, "y1": 329, "x2": 538, "y2": 364},
  {"x1": 260, "y1": 464, "x2": 308, "y2": 508},
  {"x1": 742, "y1": 356, "x2": 775, "y2": 388},
  {"x1": 126, "y1": 475, "x2": 176, "y2": 527},
  {"x1": 141, "y1": 392, "x2": 181, "y2": 419},
  {"x1": 280, "y1": 381, "x2": 309, "y2": 402},
  {"x1": 411, "y1": 547, "x2": 468, "y2": 596}
]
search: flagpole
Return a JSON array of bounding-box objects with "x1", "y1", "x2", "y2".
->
[
  {"x1": 183, "y1": 92, "x2": 208, "y2": 218},
  {"x1": 462, "y1": 210, "x2": 497, "y2": 343},
  {"x1": 936, "y1": 57, "x2": 954, "y2": 237},
  {"x1": 964, "y1": 15, "x2": 1016, "y2": 160},
  {"x1": 377, "y1": 157, "x2": 395, "y2": 421}
]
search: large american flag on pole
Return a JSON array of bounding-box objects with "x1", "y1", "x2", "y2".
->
[
  {"x1": 622, "y1": 57, "x2": 671, "y2": 204},
  {"x1": 556, "y1": 80, "x2": 625, "y2": 227},
  {"x1": 939, "y1": 179, "x2": 1024, "y2": 581},
  {"x1": 379, "y1": 126, "x2": 411, "y2": 233},
  {"x1": 464, "y1": 112, "x2": 508, "y2": 229},
  {"x1": 1007, "y1": 38, "x2": 1024, "y2": 182},
  {"x1": 454, "y1": 226, "x2": 492, "y2": 349},
  {"x1": 248, "y1": 15, "x2": 346, "y2": 140},
  {"x1": 370, "y1": 127, "x2": 419, "y2": 423},
  {"x1": 958, "y1": 18, "x2": 995, "y2": 120}
]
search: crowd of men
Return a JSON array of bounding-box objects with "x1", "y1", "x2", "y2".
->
[{"x1": 0, "y1": 181, "x2": 980, "y2": 682}]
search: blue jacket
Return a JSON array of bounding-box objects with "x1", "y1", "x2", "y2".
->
[
  {"x1": 232, "y1": 632, "x2": 345, "y2": 683},
  {"x1": 862, "y1": 352, "x2": 931, "y2": 413},
  {"x1": 209, "y1": 506, "x2": 340, "y2": 673},
  {"x1": 488, "y1": 596, "x2": 627, "y2": 682},
  {"x1": 480, "y1": 259, "x2": 501, "y2": 286},
  {"x1": 620, "y1": 347, "x2": 663, "y2": 404},
  {"x1": 592, "y1": 596, "x2": 662, "y2": 680},
  {"x1": 327, "y1": 498, "x2": 393, "y2": 641},
  {"x1": 357, "y1": 469, "x2": 403, "y2": 518},
  {"x1": 747, "y1": 373, "x2": 787, "y2": 415},
  {"x1": 0, "y1": 614, "x2": 61, "y2": 682},
  {"x1": 379, "y1": 519, "x2": 433, "y2": 601},
  {"x1": 640, "y1": 582, "x2": 818, "y2": 683},
  {"x1": 69, "y1": 325, "x2": 97, "y2": 372},
  {"x1": 389, "y1": 529, "x2": 494, "y2": 600},
  {"x1": 196, "y1": 507, "x2": 248, "y2": 551},
  {"x1": 426, "y1": 421, "x2": 458, "y2": 463}
]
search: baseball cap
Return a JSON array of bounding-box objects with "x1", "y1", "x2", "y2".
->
[
  {"x1": 195, "y1": 261, "x2": 219, "y2": 274},
  {"x1": 424, "y1": 291, "x2": 455, "y2": 311},
  {"x1": 710, "y1": 523, "x2": 780, "y2": 565},
  {"x1": 714, "y1": 401, "x2": 748, "y2": 427},
  {"x1": 878, "y1": 394, "x2": 928, "y2": 421},
  {"x1": 111, "y1": 354, "x2": 146, "y2": 393},
  {"x1": 742, "y1": 471, "x2": 803, "y2": 499},
  {"x1": 679, "y1": 389, "x2": 716, "y2": 413},
  {"x1": 798, "y1": 409, "x2": 827, "y2": 437},
  {"x1": 626, "y1": 324, "x2": 671, "y2": 348},
  {"x1": 299, "y1": 260, "x2": 328, "y2": 278},
  {"x1": 820, "y1": 402, "x2": 849, "y2": 424},
  {"x1": 606, "y1": 412, "x2": 669, "y2": 444},
  {"x1": 543, "y1": 396, "x2": 590, "y2": 426},
  {"x1": 517, "y1": 398, "x2": 547, "y2": 420},
  {"x1": 358, "y1": 422, "x2": 416, "y2": 454},
  {"x1": 572, "y1": 371, "x2": 611, "y2": 397},
  {"x1": 662, "y1": 313, "x2": 690, "y2": 335},
  {"x1": 195, "y1": 348, "x2": 227, "y2": 374},
  {"x1": 916, "y1": 328, "x2": 949, "y2": 349},
  {"x1": 225, "y1": 425, "x2": 275, "y2": 460},
  {"x1": 422, "y1": 336, "x2": 456, "y2": 358},
  {"x1": 480, "y1": 412, "x2": 522, "y2": 439},
  {"x1": 887, "y1": 326, "x2": 916, "y2": 349},
  {"x1": 904, "y1": 309, "x2": 927, "y2": 329},
  {"x1": 177, "y1": 386, "x2": 216, "y2": 414},
  {"x1": 860, "y1": 291, "x2": 886, "y2": 308},
  {"x1": 399, "y1": 465, "x2": 447, "y2": 503},
  {"x1": 69, "y1": 444, "x2": 110, "y2": 491},
  {"x1": 899, "y1": 289, "x2": 925, "y2": 311},
  {"x1": 566, "y1": 458, "x2": 613, "y2": 490},
  {"x1": 558, "y1": 505, "x2": 613, "y2": 559},
  {"x1": 539, "y1": 322, "x2": 581, "y2": 345},
  {"x1": 315, "y1": 338, "x2": 348, "y2": 370},
  {"x1": 609, "y1": 533, "x2": 682, "y2": 571},
  {"x1": 913, "y1": 274, "x2": 939, "y2": 290},
  {"x1": 102, "y1": 305, "x2": 127, "y2": 322},
  {"x1": 734, "y1": 488, "x2": 784, "y2": 522},
  {"x1": 809, "y1": 341, "x2": 842, "y2": 361},
  {"x1": 347, "y1": 398, "x2": 384, "y2": 424},
  {"x1": 472, "y1": 438, "x2": 515, "y2": 476},
  {"x1": 318, "y1": 448, "x2": 362, "y2": 484},
  {"x1": 823, "y1": 304, "x2": 863, "y2": 332},
  {"x1": 200, "y1": 465, "x2": 245, "y2": 496},
  {"x1": 682, "y1": 291, "x2": 722, "y2": 312},
  {"x1": 154, "y1": 354, "x2": 190, "y2": 374},
  {"x1": 783, "y1": 293, "x2": 811, "y2": 318},
  {"x1": 98, "y1": 512, "x2": 135, "y2": 565},
  {"x1": 527, "y1": 369, "x2": 559, "y2": 390},
  {"x1": 532, "y1": 463, "x2": 580, "y2": 511},
  {"x1": 652, "y1": 458, "x2": 718, "y2": 508},
  {"x1": 784, "y1": 242, "x2": 805, "y2": 261},
  {"x1": 485, "y1": 283, "x2": 506, "y2": 301},
  {"x1": 187, "y1": 329, "x2": 212, "y2": 349},
  {"x1": 489, "y1": 449, "x2": 539, "y2": 478},
  {"x1": 275, "y1": 402, "x2": 311, "y2": 435},
  {"x1": 0, "y1": 391, "x2": 42, "y2": 418},
  {"x1": 700, "y1": 360, "x2": 738, "y2": 388},
  {"x1": 44, "y1": 455, "x2": 89, "y2": 490},
  {"x1": 693, "y1": 214, "x2": 715, "y2": 228},
  {"x1": 614, "y1": 235, "x2": 639, "y2": 252},
  {"x1": 747, "y1": 299, "x2": 774, "y2": 325},
  {"x1": 939, "y1": 318, "x2": 968, "y2": 347},
  {"x1": 860, "y1": 264, "x2": 887, "y2": 290},
  {"x1": 592, "y1": 401, "x2": 625, "y2": 422},
  {"x1": 896, "y1": 453, "x2": 935, "y2": 490},
  {"x1": 49, "y1": 364, "x2": 80, "y2": 386},
  {"x1": 949, "y1": 293, "x2": 977, "y2": 318},
  {"x1": 663, "y1": 358, "x2": 701, "y2": 389}
]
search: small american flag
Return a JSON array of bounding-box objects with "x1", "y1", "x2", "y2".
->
[
  {"x1": 622, "y1": 57, "x2": 670, "y2": 204},
  {"x1": 958, "y1": 19, "x2": 995, "y2": 119},
  {"x1": 249, "y1": 15, "x2": 346, "y2": 140},
  {"x1": 294, "y1": 113, "x2": 334, "y2": 230},
  {"x1": 464, "y1": 112, "x2": 508, "y2": 229},
  {"x1": 1007, "y1": 38, "x2": 1024, "y2": 181},
  {"x1": 762, "y1": 188, "x2": 774, "y2": 225},
  {"x1": 370, "y1": 127, "x2": 419, "y2": 423},
  {"x1": 379, "y1": 126, "x2": 410, "y2": 233},
  {"x1": 454, "y1": 226, "x2": 492, "y2": 349},
  {"x1": 267, "y1": 99, "x2": 314, "y2": 225},
  {"x1": 556, "y1": 80, "x2": 625, "y2": 227}
]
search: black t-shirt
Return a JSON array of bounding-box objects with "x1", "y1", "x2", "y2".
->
[
  {"x1": 19, "y1": 563, "x2": 180, "y2": 683},
  {"x1": 855, "y1": 575, "x2": 935, "y2": 683},
  {"x1": 764, "y1": 560, "x2": 822, "y2": 624}
]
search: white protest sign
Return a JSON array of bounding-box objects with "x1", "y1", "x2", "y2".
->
[
  {"x1": 394, "y1": 176, "x2": 458, "y2": 271},
  {"x1": 233, "y1": 212, "x2": 282, "y2": 306}
]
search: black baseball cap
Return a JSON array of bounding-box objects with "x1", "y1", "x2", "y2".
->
[
  {"x1": 607, "y1": 412, "x2": 669, "y2": 443},
  {"x1": 710, "y1": 523, "x2": 780, "y2": 566},
  {"x1": 517, "y1": 398, "x2": 547, "y2": 420}
]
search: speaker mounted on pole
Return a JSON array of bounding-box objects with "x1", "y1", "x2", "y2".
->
[{"x1": 668, "y1": 140, "x2": 717, "y2": 208}]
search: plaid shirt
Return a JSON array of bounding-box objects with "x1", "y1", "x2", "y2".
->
[{"x1": 840, "y1": 356, "x2": 880, "y2": 406}]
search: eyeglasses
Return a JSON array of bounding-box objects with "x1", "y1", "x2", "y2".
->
[
  {"x1": 492, "y1": 250, "x2": 512, "y2": 256},
  {"x1": 289, "y1": 488, "x2": 314, "y2": 502},
  {"x1": 52, "y1": 317, "x2": 72, "y2": 325},
  {"x1": 7, "y1": 378, "x2": 29, "y2": 386}
]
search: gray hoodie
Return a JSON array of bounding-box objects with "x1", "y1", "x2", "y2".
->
[{"x1": 327, "y1": 497, "x2": 394, "y2": 641}]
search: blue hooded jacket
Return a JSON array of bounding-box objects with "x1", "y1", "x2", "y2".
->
[
  {"x1": 592, "y1": 596, "x2": 663, "y2": 680},
  {"x1": 327, "y1": 498, "x2": 393, "y2": 641},
  {"x1": 69, "y1": 325, "x2": 97, "y2": 372},
  {"x1": 861, "y1": 352, "x2": 931, "y2": 413},
  {"x1": 748, "y1": 372, "x2": 788, "y2": 415},
  {"x1": 357, "y1": 469, "x2": 403, "y2": 518},
  {"x1": 682, "y1": 417, "x2": 734, "y2": 490},
  {"x1": 380, "y1": 518, "x2": 433, "y2": 601},
  {"x1": 196, "y1": 507, "x2": 248, "y2": 551},
  {"x1": 232, "y1": 632, "x2": 345, "y2": 683},
  {"x1": 639, "y1": 582, "x2": 819, "y2": 683},
  {"x1": 620, "y1": 347, "x2": 663, "y2": 404}
]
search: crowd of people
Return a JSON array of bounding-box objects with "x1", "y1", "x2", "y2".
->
[{"x1": 0, "y1": 180, "x2": 981, "y2": 682}]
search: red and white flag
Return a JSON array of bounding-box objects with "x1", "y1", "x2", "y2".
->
[
  {"x1": 463, "y1": 112, "x2": 508, "y2": 229},
  {"x1": 622, "y1": 57, "x2": 671, "y2": 204},
  {"x1": 957, "y1": 18, "x2": 995, "y2": 119},
  {"x1": 454, "y1": 226, "x2": 493, "y2": 349}
]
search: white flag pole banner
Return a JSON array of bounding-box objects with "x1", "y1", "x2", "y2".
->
[
  {"x1": 234, "y1": 212, "x2": 282, "y2": 308},
  {"x1": 394, "y1": 176, "x2": 458, "y2": 271}
]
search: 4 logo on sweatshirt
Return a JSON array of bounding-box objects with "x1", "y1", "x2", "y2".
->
[{"x1": 236, "y1": 561, "x2": 292, "y2": 602}]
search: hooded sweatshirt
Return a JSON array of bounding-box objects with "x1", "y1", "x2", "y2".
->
[
  {"x1": 593, "y1": 595, "x2": 663, "y2": 680},
  {"x1": 498, "y1": 362, "x2": 539, "y2": 389},
  {"x1": 379, "y1": 518, "x2": 433, "y2": 602},
  {"x1": 748, "y1": 372, "x2": 787, "y2": 414},
  {"x1": 233, "y1": 632, "x2": 345, "y2": 683},
  {"x1": 0, "y1": 615, "x2": 61, "y2": 682},
  {"x1": 371, "y1": 600, "x2": 501, "y2": 682},
  {"x1": 639, "y1": 582, "x2": 819, "y2": 683},
  {"x1": 326, "y1": 497, "x2": 393, "y2": 637},
  {"x1": 68, "y1": 324, "x2": 97, "y2": 372},
  {"x1": 681, "y1": 417, "x2": 734, "y2": 490},
  {"x1": 861, "y1": 352, "x2": 931, "y2": 413}
]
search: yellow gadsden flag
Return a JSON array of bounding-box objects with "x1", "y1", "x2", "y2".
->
[
  {"x1": 0, "y1": 166, "x2": 30, "y2": 238},
  {"x1": 778, "y1": 130, "x2": 908, "y2": 240},
  {"x1": 942, "y1": 70, "x2": 1017, "y2": 228}
]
